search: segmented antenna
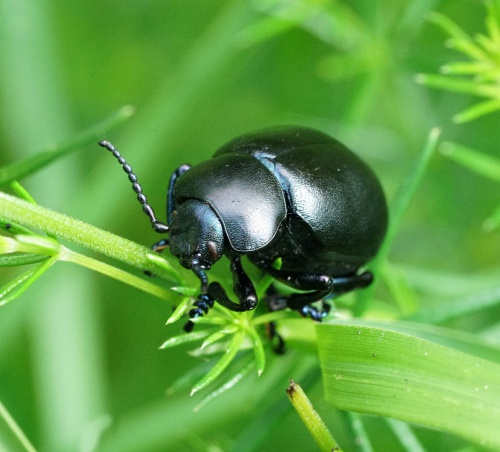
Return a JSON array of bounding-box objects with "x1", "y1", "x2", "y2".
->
[{"x1": 98, "y1": 140, "x2": 169, "y2": 234}]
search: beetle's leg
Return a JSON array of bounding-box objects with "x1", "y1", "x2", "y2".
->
[
  {"x1": 151, "y1": 238, "x2": 169, "y2": 252},
  {"x1": 144, "y1": 238, "x2": 171, "y2": 277},
  {"x1": 183, "y1": 257, "x2": 257, "y2": 330},
  {"x1": 183, "y1": 263, "x2": 213, "y2": 332},
  {"x1": 266, "y1": 321, "x2": 286, "y2": 355},
  {"x1": 258, "y1": 262, "x2": 372, "y2": 318},
  {"x1": 266, "y1": 288, "x2": 332, "y2": 320},
  {"x1": 184, "y1": 293, "x2": 215, "y2": 332},
  {"x1": 146, "y1": 164, "x2": 189, "y2": 278},
  {"x1": 258, "y1": 262, "x2": 372, "y2": 293},
  {"x1": 167, "y1": 164, "x2": 191, "y2": 223},
  {"x1": 208, "y1": 256, "x2": 258, "y2": 312}
]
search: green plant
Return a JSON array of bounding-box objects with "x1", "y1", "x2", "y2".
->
[
  {"x1": 417, "y1": 1, "x2": 500, "y2": 123},
  {"x1": 2, "y1": 1, "x2": 500, "y2": 451}
]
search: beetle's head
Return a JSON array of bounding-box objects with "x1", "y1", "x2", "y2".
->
[{"x1": 169, "y1": 199, "x2": 225, "y2": 270}]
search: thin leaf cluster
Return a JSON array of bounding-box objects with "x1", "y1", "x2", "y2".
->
[{"x1": 417, "y1": 1, "x2": 500, "y2": 123}]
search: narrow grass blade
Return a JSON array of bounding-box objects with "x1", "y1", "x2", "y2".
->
[
  {"x1": 191, "y1": 331, "x2": 245, "y2": 396},
  {"x1": 0, "y1": 400, "x2": 37, "y2": 452},
  {"x1": 10, "y1": 181, "x2": 37, "y2": 204},
  {"x1": 201, "y1": 326, "x2": 238, "y2": 350},
  {"x1": 0, "y1": 218, "x2": 35, "y2": 236},
  {"x1": 317, "y1": 322, "x2": 500, "y2": 448},
  {"x1": 378, "y1": 127, "x2": 440, "y2": 263},
  {"x1": 0, "y1": 255, "x2": 57, "y2": 306},
  {"x1": 194, "y1": 359, "x2": 255, "y2": 412},
  {"x1": 415, "y1": 73, "x2": 500, "y2": 97},
  {"x1": 428, "y1": 12, "x2": 488, "y2": 61},
  {"x1": 245, "y1": 327, "x2": 265, "y2": 376},
  {"x1": 354, "y1": 128, "x2": 441, "y2": 315},
  {"x1": 159, "y1": 331, "x2": 210, "y2": 349},
  {"x1": 165, "y1": 297, "x2": 192, "y2": 324},
  {"x1": 386, "y1": 419, "x2": 425, "y2": 452},
  {"x1": 453, "y1": 99, "x2": 500, "y2": 122},
  {"x1": 428, "y1": 11, "x2": 472, "y2": 42},
  {"x1": 0, "y1": 253, "x2": 48, "y2": 267},
  {"x1": 483, "y1": 203, "x2": 500, "y2": 231},
  {"x1": 0, "y1": 106, "x2": 134, "y2": 186},
  {"x1": 408, "y1": 285, "x2": 500, "y2": 324},
  {"x1": 440, "y1": 141, "x2": 500, "y2": 182},
  {"x1": 60, "y1": 247, "x2": 176, "y2": 303}
]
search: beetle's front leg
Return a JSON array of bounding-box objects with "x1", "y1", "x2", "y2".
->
[
  {"x1": 184, "y1": 257, "x2": 257, "y2": 331},
  {"x1": 184, "y1": 264, "x2": 214, "y2": 332},
  {"x1": 208, "y1": 256, "x2": 258, "y2": 312}
]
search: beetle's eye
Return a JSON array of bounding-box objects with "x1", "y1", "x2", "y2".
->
[{"x1": 207, "y1": 241, "x2": 218, "y2": 263}]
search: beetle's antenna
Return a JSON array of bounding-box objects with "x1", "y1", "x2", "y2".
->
[{"x1": 98, "y1": 140, "x2": 169, "y2": 234}]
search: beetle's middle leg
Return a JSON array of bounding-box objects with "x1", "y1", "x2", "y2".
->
[
  {"x1": 257, "y1": 262, "x2": 373, "y2": 319},
  {"x1": 207, "y1": 256, "x2": 258, "y2": 312}
]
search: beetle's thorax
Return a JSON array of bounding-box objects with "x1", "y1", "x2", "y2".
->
[{"x1": 169, "y1": 199, "x2": 225, "y2": 270}]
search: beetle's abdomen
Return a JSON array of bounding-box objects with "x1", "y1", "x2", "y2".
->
[
  {"x1": 173, "y1": 153, "x2": 287, "y2": 253},
  {"x1": 272, "y1": 145, "x2": 387, "y2": 261},
  {"x1": 215, "y1": 126, "x2": 388, "y2": 263}
]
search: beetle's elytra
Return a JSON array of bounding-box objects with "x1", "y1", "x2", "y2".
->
[{"x1": 99, "y1": 126, "x2": 388, "y2": 332}]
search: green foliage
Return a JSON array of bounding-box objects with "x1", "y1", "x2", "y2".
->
[
  {"x1": 417, "y1": 1, "x2": 500, "y2": 123},
  {"x1": 1, "y1": 1, "x2": 500, "y2": 451}
]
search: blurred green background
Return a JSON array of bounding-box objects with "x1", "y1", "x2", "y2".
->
[{"x1": 1, "y1": 0, "x2": 500, "y2": 451}]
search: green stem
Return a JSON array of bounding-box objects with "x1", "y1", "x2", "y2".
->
[
  {"x1": 0, "y1": 192, "x2": 180, "y2": 282},
  {"x1": 0, "y1": 400, "x2": 37, "y2": 452},
  {"x1": 59, "y1": 246, "x2": 175, "y2": 302},
  {"x1": 286, "y1": 380, "x2": 340, "y2": 452},
  {"x1": 0, "y1": 106, "x2": 134, "y2": 186},
  {"x1": 354, "y1": 127, "x2": 441, "y2": 316}
]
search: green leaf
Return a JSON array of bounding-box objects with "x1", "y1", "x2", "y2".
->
[
  {"x1": 0, "y1": 255, "x2": 57, "y2": 306},
  {"x1": 453, "y1": 98, "x2": 500, "y2": 122},
  {"x1": 190, "y1": 331, "x2": 246, "y2": 395},
  {"x1": 429, "y1": 12, "x2": 489, "y2": 61},
  {"x1": 317, "y1": 322, "x2": 500, "y2": 448},
  {"x1": 354, "y1": 128, "x2": 441, "y2": 316},
  {"x1": 0, "y1": 253, "x2": 48, "y2": 267},
  {"x1": 165, "y1": 297, "x2": 192, "y2": 324},
  {"x1": 10, "y1": 181, "x2": 37, "y2": 204},
  {"x1": 440, "y1": 141, "x2": 500, "y2": 182},
  {"x1": 483, "y1": 203, "x2": 500, "y2": 231},
  {"x1": 194, "y1": 359, "x2": 255, "y2": 412},
  {"x1": 0, "y1": 106, "x2": 134, "y2": 186},
  {"x1": 201, "y1": 326, "x2": 239, "y2": 350},
  {"x1": 245, "y1": 326, "x2": 266, "y2": 376},
  {"x1": 159, "y1": 331, "x2": 210, "y2": 350},
  {"x1": 0, "y1": 399, "x2": 37, "y2": 452},
  {"x1": 428, "y1": 11, "x2": 472, "y2": 42},
  {"x1": 385, "y1": 418, "x2": 425, "y2": 452},
  {"x1": 408, "y1": 285, "x2": 500, "y2": 325},
  {"x1": 0, "y1": 218, "x2": 35, "y2": 236},
  {"x1": 416, "y1": 73, "x2": 500, "y2": 98},
  {"x1": 440, "y1": 60, "x2": 492, "y2": 75}
]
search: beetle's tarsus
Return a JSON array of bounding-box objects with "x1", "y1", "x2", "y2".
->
[
  {"x1": 184, "y1": 293, "x2": 215, "y2": 332},
  {"x1": 298, "y1": 301, "x2": 331, "y2": 321}
]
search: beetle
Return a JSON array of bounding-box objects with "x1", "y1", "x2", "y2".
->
[{"x1": 99, "y1": 126, "x2": 388, "y2": 332}]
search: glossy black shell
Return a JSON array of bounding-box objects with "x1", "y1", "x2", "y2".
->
[{"x1": 173, "y1": 126, "x2": 387, "y2": 272}]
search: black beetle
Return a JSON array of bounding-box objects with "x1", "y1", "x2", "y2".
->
[{"x1": 99, "y1": 126, "x2": 387, "y2": 332}]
